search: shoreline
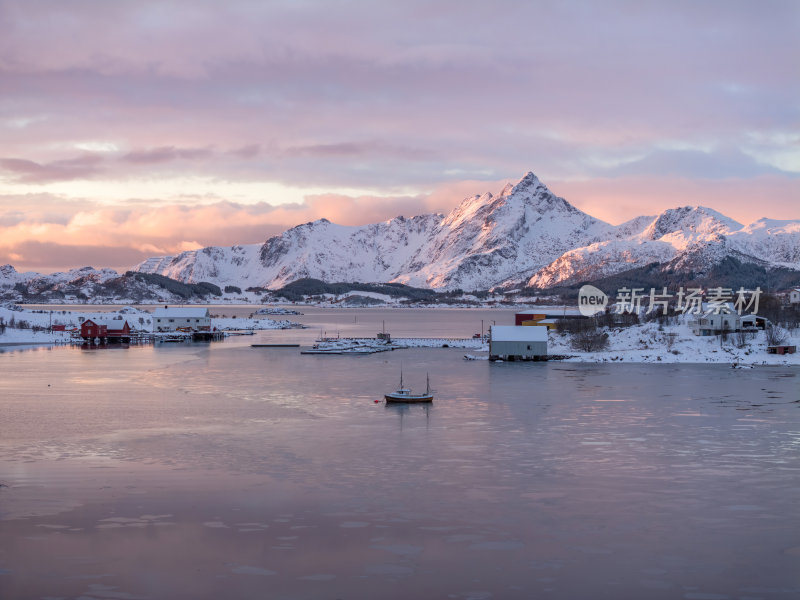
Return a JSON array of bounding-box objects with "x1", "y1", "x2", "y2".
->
[
  {"x1": 3, "y1": 339, "x2": 797, "y2": 367},
  {"x1": 2, "y1": 303, "x2": 798, "y2": 366}
]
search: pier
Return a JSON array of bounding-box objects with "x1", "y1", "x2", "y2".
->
[{"x1": 353, "y1": 337, "x2": 485, "y2": 349}]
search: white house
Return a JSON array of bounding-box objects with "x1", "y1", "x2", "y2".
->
[
  {"x1": 789, "y1": 289, "x2": 800, "y2": 304},
  {"x1": 489, "y1": 325, "x2": 548, "y2": 360},
  {"x1": 690, "y1": 311, "x2": 741, "y2": 336},
  {"x1": 152, "y1": 307, "x2": 211, "y2": 332}
]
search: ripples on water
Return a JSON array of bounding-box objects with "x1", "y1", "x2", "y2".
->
[{"x1": 0, "y1": 309, "x2": 799, "y2": 599}]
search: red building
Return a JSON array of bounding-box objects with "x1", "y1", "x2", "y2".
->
[
  {"x1": 515, "y1": 309, "x2": 586, "y2": 325},
  {"x1": 515, "y1": 312, "x2": 546, "y2": 326},
  {"x1": 81, "y1": 318, "x2": 131, "y2": 341}
]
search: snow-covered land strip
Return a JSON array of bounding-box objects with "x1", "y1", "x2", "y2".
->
[
  {"x1": 210, "y1": 316, "x2": 298, "y2": 330},
  {"x1": 546, "y1": 320, "x2": 800, "y2": 366},
  {"x1": 311, "y1": 337, "x2": 487, "y2": 351},
  {"x1": 334, "y1": 291, "x2": 401, "y2": 303},
  {"x1": 388, "y1": 337, "x2": 487, "y2": 349},
  {"x1": 0, "y1": 328, "x2": 72, "y2": 346}
]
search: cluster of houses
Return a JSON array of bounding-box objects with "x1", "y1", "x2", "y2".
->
[
  {"x1": 71, "y1": 293, "x2": 798, "y2": 355},
  {"x1": 80, "y1": 307, "x2": 212, "y2": 342},
  {"x1": 688, "y1": 311, "x2": 768, "y2": 336},
  {"x1": 488, "y1": 299, "x2": 795, "y2": 360}
]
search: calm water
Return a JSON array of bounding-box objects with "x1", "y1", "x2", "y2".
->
[{"x1": 1, "y1": 309, "x2": 799, "y2": 599}]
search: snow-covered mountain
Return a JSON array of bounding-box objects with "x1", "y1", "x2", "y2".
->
[
  {"x1": 133, "y1": 172, "x2": 613, "y2": 290},
  {"x1": 730, "y1": 219, "x2": 800, "y2": 268},
  {"x1": 0, "y1": 265, "x2": 121, "y2": 295},
  {"x1": 4, "y1": 172, "x2": 800, "y2": 297},
  {"x1": 131, "y1": 171, "x2": 800, "y2": 291},
  {"x1": 526, "y1": 206, "x2": 748, "y2": 288},
  {"x1": 0, "y1": 265, "x2": 221, "y2": 304}
]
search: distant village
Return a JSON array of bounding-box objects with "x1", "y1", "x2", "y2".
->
[
  {"x1": 489, "y1": 288, "x2": 800, "y2": 362},
  {"x1": 0, "y1": 304, "x2": 300, "y2": 348},
  {"x1": 1, "y1": 287, "x2": 799, "y2": 365},
  {"x1": 78, "y1": 306, "x2": 220, "y2": 343}
]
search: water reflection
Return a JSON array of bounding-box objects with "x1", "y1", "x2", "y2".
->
[
  {"x1": 384, "y1": 402, "x2": 431, "y2": 430},
  {"x1": 1, "y1": 316, "x2": 800, "y2": 599}
]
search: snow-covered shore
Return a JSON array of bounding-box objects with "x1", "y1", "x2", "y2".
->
[
  {"x1": 545, "y1": 319, "x2": 800, "y2": 366},
  {"x1": 2, "y1": 303, "x2": 798, "y2": 366},
  {"x1": 0, "y1": 328, "x2": 73, "y2": 347},
  {"x1": 0, "y1": 305, "x2": 297, "y2": 348}
]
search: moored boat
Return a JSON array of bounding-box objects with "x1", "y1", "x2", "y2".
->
[{"x1": 384, "y1": 372, "x2": 433, "y2": 403}]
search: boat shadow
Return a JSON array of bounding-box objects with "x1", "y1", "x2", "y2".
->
[{"x1": 383, "y1": 402, "x2": 432, "y2": 429}]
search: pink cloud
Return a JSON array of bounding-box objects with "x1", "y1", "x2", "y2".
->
[
  {"x1": 122, "y1": 146, "x2": 213, "y2": 164},
  {"x1": 0, "y1": 155, "x2": 104, "y2": 183},
  {"x1": 1, "y1": 1, "x2": 795, "y2": 196}
]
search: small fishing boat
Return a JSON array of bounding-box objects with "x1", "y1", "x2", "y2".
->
[{"x1": 384, "y1": 371, "x2": 433, "y2": 403}]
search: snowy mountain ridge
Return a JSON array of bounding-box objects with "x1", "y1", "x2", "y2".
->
[
  {"x1": 132, "y1": 172, "x2": 617, "y2": 291},
  {"x1": 129, "y1": 171, "x2": 799, "y2": 290},
  {"x1": 3, "y1": 172, "x2": 799, "y2": 294}
]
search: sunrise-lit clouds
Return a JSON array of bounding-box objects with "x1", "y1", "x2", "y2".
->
[
  {"x1": 0, "y1": 189, "x2": 468, "y2": 270},
  {"x1": 0, "y1": 0, "x2": 797, "y2": 272}
]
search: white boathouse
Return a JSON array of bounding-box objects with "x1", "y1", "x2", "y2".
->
[
  {"x1": 153, "y1": 307, "x2": 211, "y2": 332},
  {"x1": 489, "y1": 325, "x2": 548, "y2": 361}
]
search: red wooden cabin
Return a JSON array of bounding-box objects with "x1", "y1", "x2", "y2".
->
[{"x1": 80, "y1": 318, "x2": 131, "y2": 340}]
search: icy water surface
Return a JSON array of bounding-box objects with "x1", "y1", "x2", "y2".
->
[{"x1": 1, "y1": 309, "x2": 799, "y2": 599}]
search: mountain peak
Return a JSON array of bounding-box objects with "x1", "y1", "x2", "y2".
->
[
  {"x1": 742, "y1": 217, "x2": 800, "y2": 233},
  {"x1": 500, "y1": 171, "x2": 595, "y2": 222},
  {"x1": 518, "y1": 170, "x2": 543, "y2": 186},
  {"x1": 493, "y1": 172, "x2": 547, "y2": 199},
  {"x1": 503, "y1": 171, "x2": 545, "y2": 197},
  {"x1": 643, "y1": 206, "x2": 742, "y2": 241}
]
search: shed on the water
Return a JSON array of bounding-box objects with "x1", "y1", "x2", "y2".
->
[
  {"x1": 489, "y1": 325, "x2": 548, "y2": 361},
  {"x1": 153, "y1": 307, "x2": 211, "y2": 332}
]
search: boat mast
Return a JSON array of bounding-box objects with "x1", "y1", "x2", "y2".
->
[{"x1": 426, "y1": 373, "x2": 430, "y2": 394}]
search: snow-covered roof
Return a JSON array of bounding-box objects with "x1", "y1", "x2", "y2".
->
[
  {"x1": 699, "y1": 302, "x2": 737, "y2": 317},
  {"x1": 153, "y1": 307, "x2": 210, "y2": 318},
  {"x1": 84, "y1": 318, "x2": 129, "y2": 329},
  {"x1": 491, "y1": 325, "x2": 547, "y2": 342}
]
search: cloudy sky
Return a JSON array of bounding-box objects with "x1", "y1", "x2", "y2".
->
[{"x1": 1, "y1": 0, "x2": 798, "y2": 272}]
